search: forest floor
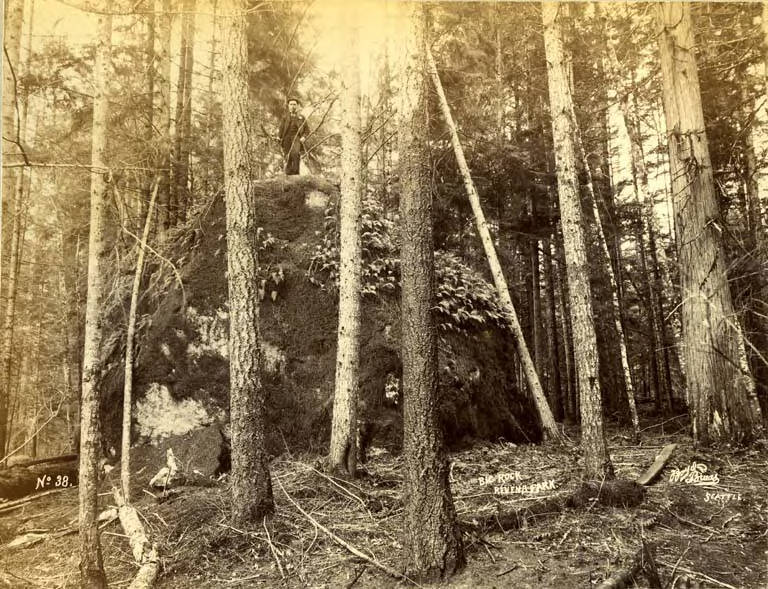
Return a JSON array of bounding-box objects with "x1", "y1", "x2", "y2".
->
[{"x1": 1, "y1": 414, "x2": 767, "y2": 588}]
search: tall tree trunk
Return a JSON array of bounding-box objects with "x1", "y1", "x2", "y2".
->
[
  {"x1": 0, "y1": 0, "x2": 27, "y2": 469},
  {"x1": 1, "y1": 0, "x2": 24, "y2": 299},
  {"x1": 555, "y1": 225, "x2": 577, "y2": 423},
  {"x1": 427, "y1": 47, "x2": 563, "y2": 443},
  {"x1": 601, "y1": 9, "x2": 675, "y2": 412},
  {"x1": 173, "y1": 0, "x2": 196, "y2": 224},
  {"x1": 155, "y1": 0, "x2": 172, "y2": 239},
  {"x1": 636, "y1": 227, "x2": 662, "y2": 410},
  {"x1": 657, "y1": 2, "x2": 762, "y2": 445},
  {"x1": 542, "y1": 1, "x2": 612, "y2": 479},
  {"x1": 399, "y1": 5, "x2": 464, "y2": 581},
  {"x1": 544, "y1": 237, "x2": 563, "y2": 421},
  {"x1": 203, "y1": 0, "x2": 218, "y2": 197},
  {"x1": 329, "y1": 5, "x2": 363, "y2": 478},
  {"x1": 580, "y1": 144, "x2": 639, "y2": 439},
  {"x1": 56, "y1": 208, "x2": 82, "y2": 452},
  {"x1": 740, "y1": 89, "x2": 768, "y2": 423},
  {"x1": 79, "y1": 8, "x2": 112, "y2": 588},
  {"x1": 141, "y1": 0, "x2": 155, "y2": 226},
  {"x1": 220, "y1": 0, "x2": 274, "y2": 525},
  {"x1": 530, "y1": 200, "x2": 544, "y2": 383}
]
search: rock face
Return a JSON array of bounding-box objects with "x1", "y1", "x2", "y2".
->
[{"x1": 100, "y1": 175, "x2": 542, "y2": 456}]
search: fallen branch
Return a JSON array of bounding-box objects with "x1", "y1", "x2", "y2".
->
[
  {"x1": 113, "y1": 488, "x2": 159, "y2": 589},
  {"x1": 637, "y1": 444, "x2": 677, "y2": 486},
  {"x1": 276, "y1": 477, "x2": 411, "y2": 584}
]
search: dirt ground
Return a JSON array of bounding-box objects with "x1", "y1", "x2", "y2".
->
[{"x1": 1, "y1": 416, "x2": 766, "y2": 588}]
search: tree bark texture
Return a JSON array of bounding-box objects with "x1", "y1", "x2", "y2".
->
[
  {"x1": 657, "y1": 2, "x2": 762, "y2": 445},
  {"x1": 0, "y1": 0, "x2": 27, "y2": 468},
  {"x1": 399, "y1": 4, "x2": 464, "y2": 581},
  {"x1": 542, "y1": 1, "x2": 611, "y2": 478},
  {"x1": 78, "y1": 8, "x2": 112, "y2": 588},
  {"x1": 427, "y1": 45, "x2": 562, "y2": 443},
  {"x1": 329, "y1": 6, "x2": 363, "y2": 478},
  {"x1": 220, "y1": 0, "x2": 274, "y2": 524}
]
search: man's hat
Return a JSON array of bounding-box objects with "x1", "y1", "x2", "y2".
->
[{"x1": 287, "y1": 96, "x2": 301, "y2": 105}]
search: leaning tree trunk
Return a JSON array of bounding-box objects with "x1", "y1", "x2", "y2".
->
[
  {"x1": 657, "y1": 2, "x2": 763, "y2": 445},
  {"x1": 542, "y1": 1, "x2": 612, "y2": 479},
  {"x1": 399, "y1": 4, "x2": 464, "y2": 582},
  {"x1": 220, "y1": 0, "x2": 274, "y2": 524},
  {"x1": 328, "y1": 4, "x2": 363, "y2": 478},
  {"x1": 79, "y1": 8, "x2": 112, "y2": 588},
  {"x1": 427, "y1": 46, "x2": 563, "y2": 443},
  {"x1": 121, "y1": 180, "x2": 159, "y2": 503}
]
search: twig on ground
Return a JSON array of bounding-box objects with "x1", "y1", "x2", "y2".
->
[
  {"x1": 657, "y1": 560, "x2": 739, "y2": 589},
  {"x1": 263, "y1": 516, "x2": 286, "y2": 579},
  {"x1": 276, "y1": 476, "x2": 413, "y2": 584}
]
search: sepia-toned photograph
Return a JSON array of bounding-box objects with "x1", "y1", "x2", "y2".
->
[{"x1": 1, "y1": 0, "x2": 767, "y2": 586}]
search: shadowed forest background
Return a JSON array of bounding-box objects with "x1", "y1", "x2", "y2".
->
[{"x1": 0, "y1": 1, "x2": 767, "y2": 588}]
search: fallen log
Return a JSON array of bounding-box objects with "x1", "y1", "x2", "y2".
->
[
  {"x1": 596, "y1": 541, "x2": 661, "y2": 589},
  {"x1": 0, "y1": 459, "x2": 77, "y2": 500},
  {"x1": 0, "y1": 489, "x2": 64, "y2": 515},
  {"x1": 464, "y1": 479, "x2": 646, "y2": 534},
  {"x1": 11, "y1": 454, "x2": 78, "y2": 469},
  {"x1": 637, "y1": 444, "x2": 677, "y2": 486},
  {"x1": 113, "y1": 488, "x2": 159, "y2": 589}
]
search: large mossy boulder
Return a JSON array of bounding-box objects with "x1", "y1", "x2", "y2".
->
[{"x1": 100, "y1": 175, "x2": 541, "y2": 455}]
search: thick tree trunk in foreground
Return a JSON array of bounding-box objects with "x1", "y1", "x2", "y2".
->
[
  {"x1": 399, "y1": 5, "x2": 464, "y2": 581},
  {"x1": 220, "y1": 0, "x2": 274, "y2": 524},
  {"x1": 427, "y1": 46, "x2": 563, "y2": 443},
  {"x1": 79, "y1": 9, "x2": 112, "y2": 588},
  {"x1": 0, "y1": 0, "x2": 27, "y2": 468},
  {"x1": 329, "y1": 6, "x2": 363, "y2": 478},
  {"x1": 542, "y1": 1, "x2": 612, "y2": 479},
  {"x1": 657, "y1": 2, "x2": 762, "y2": 445}
]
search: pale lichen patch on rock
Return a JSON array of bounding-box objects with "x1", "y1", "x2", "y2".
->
[
  {"x1": 185, "y1": 306, "x2": 229, "y2": 359},
  {"x1": 136, "y1": 383, "x2": 213, "y2": 442}
]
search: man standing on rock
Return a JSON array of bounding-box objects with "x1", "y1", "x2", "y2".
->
[{"x1": 279, "y1": 96, "x2": 310, "y2": 175}]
